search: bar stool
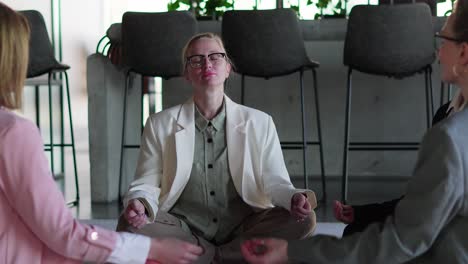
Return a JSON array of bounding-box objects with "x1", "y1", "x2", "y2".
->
[
  {"x1": 119, "y1": 11, "x2": 197, "y2": 199},
  {"x1": 222, "y1": 9, "x2": 326, "y2": 201},
  {"x1": 21, "y1": 10, "x2": 79, "y2": 206},
  {"x1": 96, "y1": 23, "x2": 122, "y2": 64},
  {"x1": 341, "y1": 4, "x2": 435, "y2": 203}
]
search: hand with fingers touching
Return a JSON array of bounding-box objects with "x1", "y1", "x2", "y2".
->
[
  {"x1": 333, "y1": 200, "x2": 354, "y2": 224},
  {"x1": 241, "y1": 238, "x2": 288, "y2": 264},
  {"x1": 124, "y1": 199, "x2": 148, "y2": 229},
  {"x1": 147, "y1": 238, "x2": 204, "y2": 264},
  {"x1": 290, "y1": 193, "x2": 312, "y2": 221}
]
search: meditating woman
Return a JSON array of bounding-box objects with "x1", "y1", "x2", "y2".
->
[{"x1": 119, "y1": 32, "x2": 318, "y2": 263}]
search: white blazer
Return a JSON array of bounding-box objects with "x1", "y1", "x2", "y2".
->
[{"x1": 124, "y1": 96, "x2": 316, "y2": 221}]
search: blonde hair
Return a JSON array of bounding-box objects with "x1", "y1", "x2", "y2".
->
[
  {"x1": 0, "y1": 3, "x2": 30, "y2": 109},
  {"x1": 181, "y1": 32, "x2": 234, "y2": 73}
]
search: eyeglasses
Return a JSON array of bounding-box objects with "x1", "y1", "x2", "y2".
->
[
  {"x1": 435, "y1": 33, "x2": 464, "y2": 49},
  {"x1": 435, "y1": 33, "x2": 463, "y2": 43},
  {"x1": 186, "y1": 52, "x2": 226, "y2": 68}
]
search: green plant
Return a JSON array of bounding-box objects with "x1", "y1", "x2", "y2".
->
[
  {"x1": 307, "y1": 0, "x2": 346, "y2": 19},
  {"x1": 443, "y1": 0, "x2": 455, "y2": 16},
  {"x1": 167, "y1": 0, "x2": 189, "y2": 11},
  {"x1": 289, "y1": 4, "x2": 300, "y2": 17},
  {"x1": 167, "y1": 0, "x2": 234, "y2": 19},
  {"x1": 332, "y1": 0, "x2": 346, "y2": 16}
]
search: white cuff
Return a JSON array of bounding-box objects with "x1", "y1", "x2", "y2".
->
[{"x1": 106, "y1": 232, "x2": 151, "y2": 264}]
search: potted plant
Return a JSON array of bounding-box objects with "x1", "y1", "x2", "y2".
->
[{"x1": 167, "y1": 0, "x2": 234, "y2": 20}]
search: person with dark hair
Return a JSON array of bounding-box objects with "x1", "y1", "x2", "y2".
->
[
  {"x1": 334, "y1": 90, "x2": 461, "y2": 236},
  {"x1": 0, "y1": 2, "x2": 202, "y2": 263},
  {"x1": 242, "y1": 0, "x2": 468, "y2": 263},
  {"x1": 118, "y1": 32, "x2": 317, "y2": 263}
]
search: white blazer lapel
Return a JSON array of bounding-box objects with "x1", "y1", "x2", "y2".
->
[
  {"x1": 225, "y1": 96, "x2": 249, "y2": 197},
  {"x1": 168, "y1": 98, "x2": 195, "y2": 205}
]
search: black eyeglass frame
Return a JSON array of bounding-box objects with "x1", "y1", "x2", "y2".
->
[
  {"x1": 186, "y1": 52, "x2": 226, "y2": 68},
  {"x1": 435, "y1": 32, "x2": 464, "y2": 43}
]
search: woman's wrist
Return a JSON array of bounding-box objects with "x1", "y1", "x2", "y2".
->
[{"x1": 147, "y1": 238, "x2": 161, "y2": 261}]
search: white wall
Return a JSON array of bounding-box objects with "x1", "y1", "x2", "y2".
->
[
  {"x1": 4, "y1": 0, "x2": 184, "y2": 102},
  {"x1": 4, "y1": 0, "x2": 108, "y2": 202},
  {"x1": 5, "y1": 0, "x2": 107, "y2": 97},
  {"x1": 4, "y1": 0, "x2": 183, "y2": 202}
]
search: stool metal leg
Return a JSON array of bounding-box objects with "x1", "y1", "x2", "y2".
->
[
  {"x1": 430, "y1": 68, "x2": 434, "y2": 118},
  {"x1": 440, "y1": 81, "x2": 446, "y2": 108},
  {"x1": 35, "y1": 85, "x2": 40, "y2": 129},
  {"x1": 428, "y1": 67, "x2": 434, "y2": 120},
  {"x1": 342, "y1": 68, "x2": 353, "y2": 204},
  {"x1": 64, "y1": 72, "x2": 79, "y2": 205},
  {"x1": 424, "y1": 68, "x2": 432, "y2": 129},
  {"x1": 119, "y1": 71, "x2": 131, "y2": 202},
  {"x1": 47, "y1": 72, "x2": 55, "y2": 176},
  {"x1": 60, "y1": 73, "x2": 65, "y2": 175},
  {"x1": 312, "y1": 68, "x2": 326, "y2": 202},
  {"x1": 141, "y1": 75, "x2": 145, "y2": 133},
  {"x1": 299, "y1": 70, "x2": 308, "y2": 189},
  {"x1": 146, "y1": 76, "x2": 156, "y2": 114},
  {"x1": 241, "y1": 74, "x2": 245, "y2": 105}
]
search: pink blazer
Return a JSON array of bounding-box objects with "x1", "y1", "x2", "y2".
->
[{"x1": 0, "y1": 109, "x2": 117, "y2": 263}]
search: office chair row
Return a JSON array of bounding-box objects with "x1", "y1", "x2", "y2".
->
[
  {"x1": 116, "y1": 9, "x2": 326, "y2": 203},
  {"x1": 116, "y1": 4, "x2": 438, "y2": 204}
]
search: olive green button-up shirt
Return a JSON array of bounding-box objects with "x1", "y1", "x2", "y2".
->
[{"x1": 170, "y1": 103, "x2": 254, "y2": 244}]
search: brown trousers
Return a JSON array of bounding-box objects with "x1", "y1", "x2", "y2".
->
[{"x1": 117, "y1": 207, "x2": 316, "y2": 264}]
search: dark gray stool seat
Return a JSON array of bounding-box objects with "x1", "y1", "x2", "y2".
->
[
  {"x1": 222, "y1": 9, "x2": 326, "y2": 202},
  {"x1": 341, "y1": 3, "x2": 436, "y2": 203}
]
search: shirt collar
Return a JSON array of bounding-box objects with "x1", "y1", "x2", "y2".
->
[
  {"x1": 447, "y1": 90, "x2": 467, "y2": 115},
  {"x1": 195, "y1": 101, "x2": 226, "y2": 132}
]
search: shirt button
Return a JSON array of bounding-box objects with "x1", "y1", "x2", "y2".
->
[
  {"x1": 210, "y1": 191, "x2": 215, "y2": 196},
  {"x1": 207, "y1": 138, "x2": 213, "y2": 143},
  {"x1": 213, "y1": 218, "x2": 218, "y2": 223},
  {"x1": 90, "y1": 231, "x2": 99, "y2": 241},
  {"x1": 208, "y1": 164, "x2": 213, "y2": 169}
]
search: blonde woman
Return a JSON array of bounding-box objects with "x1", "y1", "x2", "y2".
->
[
  {"x1": 119, "y1": 33, "x2": 318, "y2": 263},
  {"x1": 0, "y1": 3, "x2": 201, "y2": 263}
]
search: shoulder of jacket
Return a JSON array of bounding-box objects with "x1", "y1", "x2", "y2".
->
[
  {"x1": 236, "y1": 104, "x2": 271, "y2": 121},
  {"x1": 147, "y1": 104, "x2": 182, "y2": 122},
  {"x1": 0, "y1": 110, "x2": 36, "y2": 137}
]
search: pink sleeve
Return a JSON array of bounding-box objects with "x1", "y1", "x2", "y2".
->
[{"x1": 0, "y1": 118, "x2": 117, "y2": 262}]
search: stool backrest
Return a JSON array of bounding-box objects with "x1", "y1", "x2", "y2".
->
[
  {"x1": 121, "y1": 11, "x2": 197, "y2": 78},
  {"x1": 344, "y1": 4, "x2": 435, "y2": 78},
  {"x1": 20, "y1": 10, "x2": 68, "y2": 78},
  {"x1": 222, "y1": 9, "x2": 313, "y2": 78},
  {"x1": 379, "y1": 0, "x2": 436, "y2": 16},
  {"x1": 106, "y1": 23, "x2": 122, "y2": 45}
]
